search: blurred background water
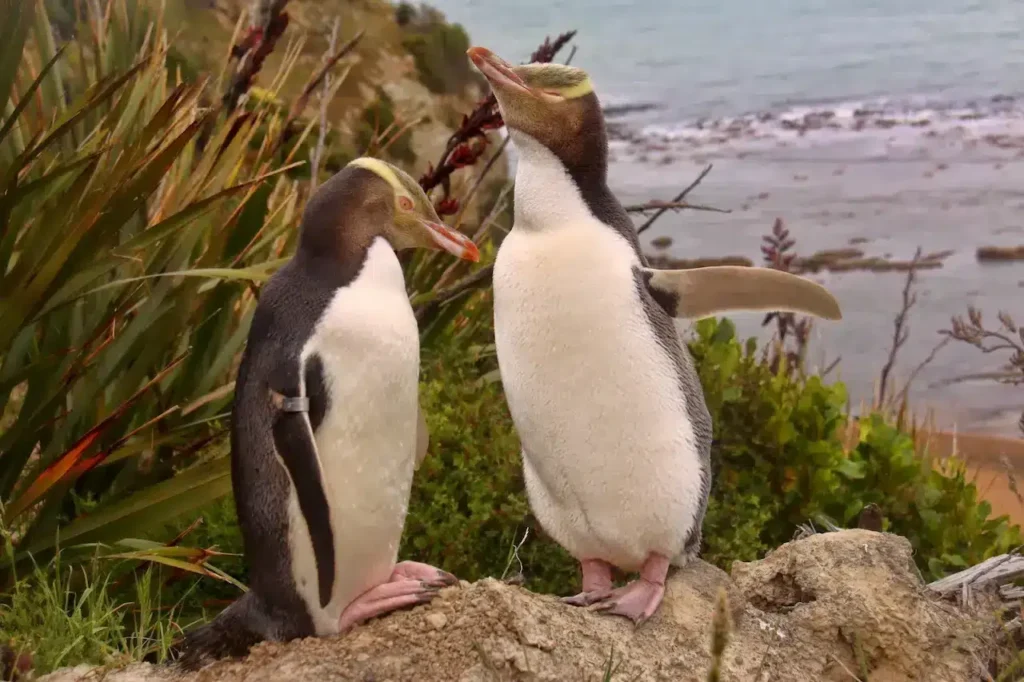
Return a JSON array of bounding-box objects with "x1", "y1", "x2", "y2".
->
[{"x1": 433, "y1": 0, "x2": 1024, "y2": 435}]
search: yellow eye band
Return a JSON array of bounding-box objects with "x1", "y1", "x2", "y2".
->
[
  {"x1": 350, "y1": 157, "x2": 402, "y2": 191},
  {"x1": 556, "y1": 76, "x2": 594, "y2": 99}
]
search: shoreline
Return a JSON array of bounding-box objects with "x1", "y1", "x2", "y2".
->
[{"x1": 602, "y1": 101, "x2": 1024, "y2": 439}]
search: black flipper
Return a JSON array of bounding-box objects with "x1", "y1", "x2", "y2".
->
[
  {"x1": 269, "y1": 356, "x2": 335, "y2": 609},
  {"x1": 304, "y1": 353, "x2": 329, "y2": 431}
]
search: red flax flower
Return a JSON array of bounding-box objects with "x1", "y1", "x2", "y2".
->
[
  {"x1": 418, "y1": 31, "x2": 577, "y2": 197},
  {"x1": 435, "y1": 198, "x2": 459, "y2": 216}
]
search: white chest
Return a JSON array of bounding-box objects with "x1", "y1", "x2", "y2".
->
[
  {"x1": 491, "y1": 137, "x2": 704, "y2": 568},
  {"x1": 292, "y1": 239, "x2": 420, "y2": 630},
  {"x1": 493, "y1": 221, "x2": 692, "y2": 458}
]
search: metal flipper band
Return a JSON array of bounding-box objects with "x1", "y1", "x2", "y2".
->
[{"x1": 270, "y1": 390, "x2": 309, "y2": 413}]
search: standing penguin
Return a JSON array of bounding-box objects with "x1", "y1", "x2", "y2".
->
[
  {"x1": 177, "y1": 158, "x2": 479, "y2": 669},
  {"x1": 467, "y1": 47, "x2": 842, "y2": 625}
]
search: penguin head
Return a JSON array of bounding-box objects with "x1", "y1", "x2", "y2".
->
[
  {"x1": 337, "y1": 157, "x2": 479, "y2": 261},
  {"x1": 467, "y1": 46, "x2": 603, "y2": 166}
]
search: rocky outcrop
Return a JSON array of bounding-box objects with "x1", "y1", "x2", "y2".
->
[{"x1": 38, "y1": 531, "x2": 1005, "y2": 682}]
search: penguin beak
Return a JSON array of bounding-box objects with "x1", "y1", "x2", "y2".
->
[
  {"x1": 418, "y1": 219, "x2": 481, "y2": 262},
  {"x1": 467, "y1": 46, "x2": 536, "y2": 97}
]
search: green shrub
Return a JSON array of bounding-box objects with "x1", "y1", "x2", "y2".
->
[
  {"x1": 401, "y1": 19, "x2": 473, "y2": 95},
  {"x1": 0, "y1": 554, "x2": 187, "y2": 674},
  {"x1": 401, "y1": 343, "x2": 579, "y2": 595},
  {"x1": 692, "y1": 317, "x2": 1022, "y2": 578},
  {"x1": 355, "y1": 88, "x2": 416, "y2": 163},
  {"x1": 395, "y1": 2, "x2": 416, "y2": 27}
]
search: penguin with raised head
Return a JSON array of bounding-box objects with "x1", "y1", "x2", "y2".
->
[
  {"x1": 177, "y1": 158, "x2": 480, "y2": 669},
  {"x1": 467, "y1": 46, "x2": 842, "y2": 625}
]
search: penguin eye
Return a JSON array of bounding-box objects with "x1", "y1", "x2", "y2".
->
[{"x1": 398, "y1": 196, "x2": 414, "y2": 211}]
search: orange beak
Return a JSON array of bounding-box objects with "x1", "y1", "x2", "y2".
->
[
  {"x1": 420, "y1": 219, "x2": 480, "y2": 262},
  {"x1": 467, "y1": 46, "x2": 536, "y2": 96}
]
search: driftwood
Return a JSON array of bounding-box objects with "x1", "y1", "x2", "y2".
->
[{"x1": 927, "y1": 550, "x2": 1024, "y2": 608}]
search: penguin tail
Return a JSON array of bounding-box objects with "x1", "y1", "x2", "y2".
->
[{"x1": 173, "y1": 592, "x2": 266, "y2": 672}]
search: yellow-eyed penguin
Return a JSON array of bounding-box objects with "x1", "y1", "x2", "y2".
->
[
  {"x1": 177, "y1": 158, "x2": 479, "y2": 669},
  {"x1": 468, "y1": 46, "x2": 842, "y2": 625}
]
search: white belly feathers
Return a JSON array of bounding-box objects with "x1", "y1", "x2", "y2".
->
[
  {"x1": 286, "y1": 238, "x2": 420, "y2": 634},
  {"x1": 493, "y1": 136, "x2": 704, "y2": 571}
]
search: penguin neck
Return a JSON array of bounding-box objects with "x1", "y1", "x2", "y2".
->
[
  {"x1": 511, "y1": 131, "x2": 639, "y2": 251},
  {"x1": 296, "y1": 195, "x2": 393, "y2": 288},
  {"x1": 294, "y1": 234, "x2": 401, "y2": 293},
  {"x1": 294, "y1": 232, "x2": 373, "y2": 290},
  {"x1": 511, "y1": 132, "x2": 607, "y2": 227}
]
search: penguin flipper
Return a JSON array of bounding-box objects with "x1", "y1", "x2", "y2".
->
[
  {"x1": 640, "y1": 266, "x2": 842, "y2": 321},
  {"x1": 269, "y1": 358, "x2": 336, "y2": 609},
  {"x1": 415, "y1": 405, "x2": 429, "y2": 470}
]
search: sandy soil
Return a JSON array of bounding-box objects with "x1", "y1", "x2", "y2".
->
[{"x1": 925, "y1": 429, "x2": 1024, "y2": 525}]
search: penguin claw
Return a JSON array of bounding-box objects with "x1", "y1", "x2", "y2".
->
[
  {"x1": 585, "y1": 579, "x2": 665, "y2": 626},
  {"x1": 391, "y1": 560, "x2": 459, "y2": 586},
  {"x1": 561, "y1": 589, "x2": 613, "y2": 607}
]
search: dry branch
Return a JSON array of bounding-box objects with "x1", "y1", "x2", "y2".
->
[
  {"x1": 942, "y1": 305, "x2": 1024, "y2": 435},
  {"x1": 636, "y1": 164, "x2": 715, "y2": 235},
  {"x1": 876, "y1": 247, "x2": 922, "y2": 408},
  {"x1": 624, "y1": 199, "x2": 729, "y2": 215},
  {"x1": 761, "y1": 218, "x2": 812, "y2": 374},
  {"x1": 274, "y1": 26, "x2": 364, "y2": 154},
  {"x1": 309, "y1": 17, "x2": 342, "y2": 191}
]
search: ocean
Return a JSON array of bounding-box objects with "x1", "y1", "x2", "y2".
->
[{"x1": 431, "y1": 0, "x2": 1024, "y2": 436}]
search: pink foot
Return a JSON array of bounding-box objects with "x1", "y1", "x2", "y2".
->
[
  {"x1": 337, "y1": 562, "x2": 457, "y2": 633},
  {"x1": 589, "y1": 553, "x2": 670, "y2": 626},
  {"x1": 389, "y1": 560, "x2": 458, "y2": 586},
  {"x1": 562, "y1": 558, "x2": 614, "y2": 607}
]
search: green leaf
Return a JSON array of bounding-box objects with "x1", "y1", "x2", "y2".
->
[
  {"x1": 0, "y1": 44, "x2": 66, "y2": 146},
  {"x1": 76, "y1": 262, "x2": 287, "y2": 298},
  {"x1": 0, "y1": 0, "x2": 34, "y2": 118},
  {"x1": 836, "y1": 458, "x2": 866, "y2": 480},
  {"x1": 17, "y1": 59, "x2": 149, "y2": 172},
  {"x1": 9, "y1": 455, "x2": 232, "y2": 568},
  {"x1": 710, "y1": 318, "x2": 735, "y2": 345},
  {"x1": 101, "y1": 547, "x2": 247, "y2": 592}
]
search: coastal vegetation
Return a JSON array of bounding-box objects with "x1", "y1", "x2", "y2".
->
[{"x1": 1, "y1": 0, "x2": 1022, "y2": 678}]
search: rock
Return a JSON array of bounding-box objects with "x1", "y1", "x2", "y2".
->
[
  {"x1": 425, "y1": 612, "x2": 448, "y2": 631},
  {"x1": 649, "y1": 236, "x2": 673, "y2": 250},
  {"x1": 36, "y1": 531, "x2": 1003, "y2": 682},
  {"x1": 977, "y1": 245, "x2": 1024, "y2": 262},
  {"x1": 644, "y1": 254, "x2": 754, "y2": 269}
]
